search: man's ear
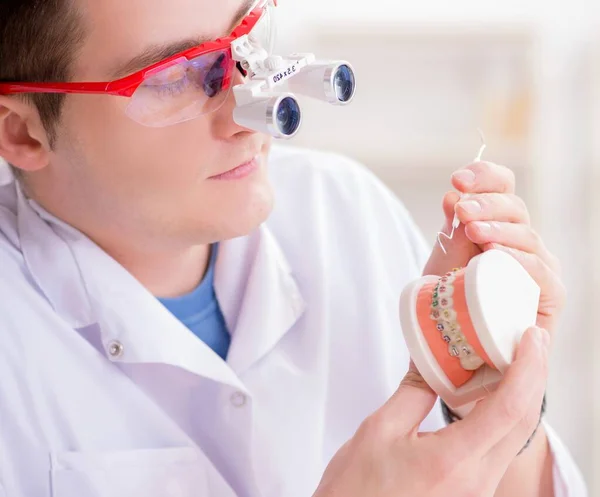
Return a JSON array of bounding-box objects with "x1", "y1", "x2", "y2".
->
[{"x1": 0, "y1": 96, "x2": 51, "y2": 173}]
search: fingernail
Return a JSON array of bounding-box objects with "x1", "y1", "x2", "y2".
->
[
  {"x1": 452, "y1": 169, "x2": 476, "y2": 186},
  {"x1": 458, "y1": 200, "x2": 482, "y2": 214},
  {"x1": 473, "y1": 221, "x2": 492, "y2": 233},
  {"x1": 532, "y1": 327, "x2": 550, "y2": 354}
]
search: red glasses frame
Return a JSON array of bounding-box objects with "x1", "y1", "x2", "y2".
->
[{"x1": 0, "y1": 4, "x2": 266, "y2": 98}]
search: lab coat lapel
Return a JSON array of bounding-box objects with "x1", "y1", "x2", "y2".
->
[
  {"x1": 215, "y1": 224, "x2": 306, "y2": 375},
  {"x1": 76, "y1": 245, "x2": 247, "y2": 391}
]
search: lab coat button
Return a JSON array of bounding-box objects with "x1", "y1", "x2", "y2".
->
[
  {"x1": 107, "y1": 340, "x2": 124, "y2": 358},
  {"x1": 230, "y1": 391, "x2": 247, "y2": 408}
]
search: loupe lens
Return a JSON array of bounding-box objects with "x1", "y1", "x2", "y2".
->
[
  {"x1": 276, "y1": 97, "x2": 301, "y2": 136},
  {"x1": 333, "y1": 64, "x2": 355, "y2": 103}
]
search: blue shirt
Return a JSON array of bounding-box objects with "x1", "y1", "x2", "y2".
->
[{"x1": 158, "y1": 244, "x2": 231, "y2": 360}]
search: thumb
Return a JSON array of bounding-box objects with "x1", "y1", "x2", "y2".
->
[
  {"x1": 384, "y1": 361, "x2": 438, "y2": 434},
  {"x1": 443, "y1": 191, "x2": 461, "y2": 224},
  {"x1": 423, "y1": 192, "x2": 475, "y2": 276},
  {"x1": 441, "y1": 191, "x2": 471, "y2": 251}
]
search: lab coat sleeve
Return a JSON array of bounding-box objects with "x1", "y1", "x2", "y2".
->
[
  {"x1": 376, "y1": 181, "x2": 433, "y2": 277},
  {"x1": 378, "y1": 185, "x2": 588, "y2": 497}
]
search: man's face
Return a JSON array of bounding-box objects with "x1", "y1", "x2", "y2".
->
[{"x1": 42, "y1": 0, "x2": 273, "y2": 250}]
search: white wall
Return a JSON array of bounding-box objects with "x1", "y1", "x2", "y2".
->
[{"x1": 278, "y1": 0, "x2": 596, "y2": 23}]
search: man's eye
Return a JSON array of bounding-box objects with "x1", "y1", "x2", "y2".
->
[
  {"x1": 148, "y1": 78, "x2": 189, "y2": 97},
  {"x1": 203, "y1": 57, "x2": 226, "y2": 98}
]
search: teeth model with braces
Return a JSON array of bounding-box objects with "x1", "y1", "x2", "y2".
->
[{"x1": 429, "y1": 269, "x2": 485, "y2": 371}]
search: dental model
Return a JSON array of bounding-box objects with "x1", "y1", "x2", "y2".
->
[{"x1": 399, "y1": 249, "x2": 540, "y2": 415}]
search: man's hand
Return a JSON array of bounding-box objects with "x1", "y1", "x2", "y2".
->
[
  {"x1": 313, "y1": 327, "x2": 550, "y2": 497},
  {"x1": 423, "y1": 161, "x2": 566, "y2": 333}
]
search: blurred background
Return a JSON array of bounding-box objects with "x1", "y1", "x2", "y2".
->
[{"x1": 274, "y1": 0, "x2": 599, "y2": 493}]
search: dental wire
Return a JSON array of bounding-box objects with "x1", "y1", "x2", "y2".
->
[{"x1": 436, "y1": 129, "x2": 487, "y2": 255}]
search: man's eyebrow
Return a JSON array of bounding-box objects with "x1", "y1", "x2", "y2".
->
[
  {"x1": 110, "y1": 38, "x2": 208, "y2": 79},
  {"x1": 110, "y1": 0, "x2": 257, "y2": 79}
]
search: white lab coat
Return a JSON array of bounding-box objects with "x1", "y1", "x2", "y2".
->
[{"x1": 0, "y1": 145, "x2": 587, "y2": 497}]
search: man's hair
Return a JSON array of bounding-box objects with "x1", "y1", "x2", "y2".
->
[{"x1": 0, "y1": 0, "x2": 84, "y2": 145}]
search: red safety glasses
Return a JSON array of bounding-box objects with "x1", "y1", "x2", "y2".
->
[{"x1": 0, "y1": 0, "x2": 276, "y2": 127}]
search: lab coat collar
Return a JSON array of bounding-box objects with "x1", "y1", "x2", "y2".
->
[
  {"x1": 15, "y1": 182, "x2": 305, "y2": 386},
  {"x1": 16, "y1": 184, "x2": 95, "y2": 329}
]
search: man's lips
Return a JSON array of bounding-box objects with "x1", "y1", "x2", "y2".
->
[{"x1": 209, "y1": 156, "x2": 260, "y2": 180}]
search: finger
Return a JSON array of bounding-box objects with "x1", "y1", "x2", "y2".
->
[
  {"x1": 381, "y1": 361, "x2": 439, "y2": 435},
  {"x1": 443, "y1": 191, "x2": 461, "y2": 224},
  {"x1": 487, "y1": 239, "x2": 562, "y2": 277},
  {"x1": 422, "y1": 192, "x2": 480, "y2": 275},
  {"x1": 483, "y1": 245, "x2": 566, "y2": 323},
  {"x1": 451, "y1": 162, "x2": 516, "y2": 195},
  {"x1": 439, "y1": 327, "x2": 549, "y2": 460},
  {"x1": 464, "y1": 222, "x2": 555, "y2": 268},
  {"x1": 454, "y1": 193, "x2": 530, "y2": 225},
  {"x1": 440, "y1": 191, "x2": 472, "y2": 250}
]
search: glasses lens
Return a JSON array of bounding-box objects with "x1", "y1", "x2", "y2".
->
[
  {"x1": 126, "y1": 49, "x2": 233, "y2": 127},
  {"x1": 249, "y1": 3, "x2": 277, "y2": 53}
]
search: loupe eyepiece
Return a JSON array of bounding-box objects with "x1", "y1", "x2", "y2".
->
[
  {"x1": 286, "y1": 61, "x2": 356, "y2": 105},
  {"x1": 332, "y1": 64, "x2": 355, "y2": 103},
  {"x1": 233, "y1": 93, "x2": 302, "y2": 139}
]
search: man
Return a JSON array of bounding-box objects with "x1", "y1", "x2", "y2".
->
[{"x1": 0, "y1": 0, "x2": 586, "y2": 496}]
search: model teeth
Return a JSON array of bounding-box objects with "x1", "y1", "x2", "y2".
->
[{"x1": 430, "y1": 269, "x2": 485, "y2": 372}]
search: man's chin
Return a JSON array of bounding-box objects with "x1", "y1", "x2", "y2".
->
[{"x1": 213, "y1": 190, "x2": 274, "y2": 242}]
